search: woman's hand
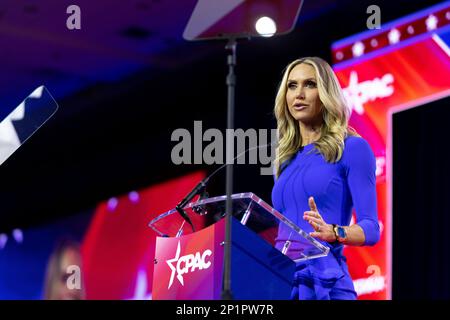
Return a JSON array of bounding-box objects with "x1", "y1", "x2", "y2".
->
[{"x1": 303, "y1": 196, "x2": 337, "y2": 243}]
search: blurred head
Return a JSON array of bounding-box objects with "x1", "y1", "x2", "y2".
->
[
  {"x1": 43, "y1": 238, "x2": 85, "y2": 300},
  {"x1": 274, "y1": 57, "x2": 357, "y2": 177}
]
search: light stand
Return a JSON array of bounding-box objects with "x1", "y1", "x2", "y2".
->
[
  {"x1": 182, "y1": 0, "x2": 304, "y2": 301},
  {"x1": 222, "y1": 37, "x2": 237, "y2": 300}
]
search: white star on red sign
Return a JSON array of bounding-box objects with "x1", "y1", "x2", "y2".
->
[
  {"x1": 426, "y1": 14, "x2": 438, "y2": 31},
  {"x1": 166, "y1": 241, "x2": 183, "y2": 288},
  {"x1": 388, "y1": 28, "x2": 401, "y2": 44},
  {"x1": 352, "y1": 41, "x2": 365, "y2": 57}
]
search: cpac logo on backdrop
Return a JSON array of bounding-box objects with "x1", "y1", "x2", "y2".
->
[
  {"x1": 166, "y1": 241, "x2": 212, "y2": 289},
  {"x1": 342, "y1": 71, "x2": 395, "y2": 115}
]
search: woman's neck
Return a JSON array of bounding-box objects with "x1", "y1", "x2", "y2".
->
[{"x1": 299, "y1": 121, "x2": 322, "y2": 146}]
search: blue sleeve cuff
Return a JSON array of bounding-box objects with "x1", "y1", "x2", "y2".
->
[{"x1": 357, "y1": 219, "x2": 380, "y2": 246}]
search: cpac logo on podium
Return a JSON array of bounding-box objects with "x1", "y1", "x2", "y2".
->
[{"x1": 166, "y1": 241, "x2": 213, "y2": 289}]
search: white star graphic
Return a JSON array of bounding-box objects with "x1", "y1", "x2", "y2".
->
[
  {"x1": 0, "y1": 98, "x2": 26, "y2": 165},
  {"x1": 0, "y1": 86, "x2": 45, "y2": 166},
  {"x1": 166, "y1": 241, "x2": 182, "y2": 288},
  {"x1": 352, "y1": 41, "x2": 365, "y2": 57},
  {"x1": 388, "y1": 28, "x2": 401, "y2": 44},
  {"x1": 370, "y1": 38, "x2": 378, "y2": 47},
  {"x1": 426, "y1": 14, "x2": 438, "y2": 31}
]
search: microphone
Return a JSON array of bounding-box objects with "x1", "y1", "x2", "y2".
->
[
  {"x1": 175, "y1": 178, "x2": 209, "y2": 232},
  {"x1": 174, "y1": 142, "x2": 275, "y2": 232}
]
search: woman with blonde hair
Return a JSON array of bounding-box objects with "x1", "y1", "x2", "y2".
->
[
  {"x1": 43, "y1": 238, "x2": 86, "y2": 300},
  {"x1": 272, "y1": 57, "x2": 380, "y2": 300}
]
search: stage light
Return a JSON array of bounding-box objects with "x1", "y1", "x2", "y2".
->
[
  {"x1": 255, "y1": 16, "x2": 277, "y2": 37},
  {"x1": 107, "y1": 197, "x2": 118, "y2": 211},
  {"x1": 129, "y1": 191, "x2": 139, "y2": 203},
  {"x1": 0, "y1": 234, "x2": 7, "y2": 249},
  {"x1": 12, "y1": 229, "x2": 23, "y2": 244}
]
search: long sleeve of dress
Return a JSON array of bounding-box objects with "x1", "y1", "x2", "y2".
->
[{"x1": 342, "y1": 137, "x2": 380, "y2": 246}]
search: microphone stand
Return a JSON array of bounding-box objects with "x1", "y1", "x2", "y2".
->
[
  {"x1": 175, "y1": 179, "x2": 208, "y2": 232},
  {"x1": 222, "y1": 37, "x2": 237, "y2": 300},
  {"x1": 181, "y1": 2, "x2": 303, "y2": 300}
]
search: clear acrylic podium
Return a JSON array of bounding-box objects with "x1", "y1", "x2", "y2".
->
[{"x1": 149, "y1": 192, "x2": 329, "y2": 299}]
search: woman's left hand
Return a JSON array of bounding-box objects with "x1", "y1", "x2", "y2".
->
[{"x1": 303, "y1": 196, "x2": 337, "y2": 243}]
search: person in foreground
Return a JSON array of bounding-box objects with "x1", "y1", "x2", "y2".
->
[
  {"x1": 272, "y1": 57, "x2": 380, "y2": 300},
  {"x1": 43, "y1": 238, "x2": 86, "y2": 300}
]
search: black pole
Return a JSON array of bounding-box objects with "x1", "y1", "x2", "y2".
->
[{"x1": 221, "y1": 37, "x2": 236, "y2": 300}]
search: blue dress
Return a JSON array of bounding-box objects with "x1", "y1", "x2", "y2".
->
[{"x1": 271, "y1": 136, "x2": 380, "y2": 300}]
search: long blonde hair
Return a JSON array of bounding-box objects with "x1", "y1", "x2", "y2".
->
[
  {"x1": 274, "y1": 57, "x2": 358, "y2": 177},
  {"x1": 43, "y1": 238, "x2": 85, "y2": 300}
]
